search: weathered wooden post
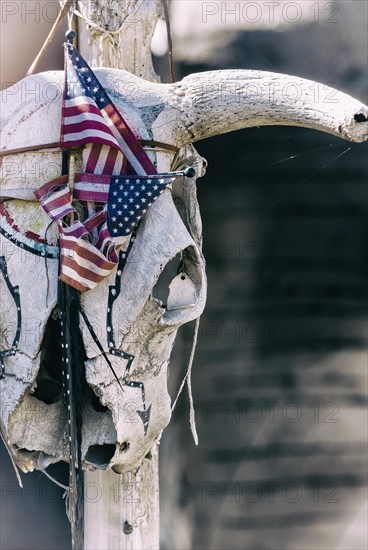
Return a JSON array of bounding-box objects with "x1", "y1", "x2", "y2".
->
[
  {"x1": 74, "y1": 2, "x2": 165, "y2": 548},
  {"x1": 1, "y1": 1, "x2": 367, "y2": 550}
]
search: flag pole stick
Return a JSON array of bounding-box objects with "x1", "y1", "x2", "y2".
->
[
  {"x1": 27, "y1": 0, "x2": 74, "y2": 76},
  {"x1": 60, "y1": 30, "x2": 85, "y2": 550}
]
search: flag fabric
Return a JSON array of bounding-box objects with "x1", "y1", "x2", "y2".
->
[
  {"x1": 34, "y1": 175, "x2": 117, "y2": 292},
  {"x1": 106, "y1": 173, "x2": 181, "y2": 236},
  {"x1": 74, "y1": 172, "x2": 182, "y2": 236},
  {"x1": 60, "y1": 43, "x2": 156, "y2": 177},
  {"x1": 35, "y1": 43, "x2": 182, "y2": 292},
  {"x1": 35, "y1": 171, "x2": 184, "y2": 291}
]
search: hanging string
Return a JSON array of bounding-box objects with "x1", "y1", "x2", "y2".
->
[
  {"x1": 72, "y1": 7, "x2": 129, "y2": 35},
  {"x1": 187, "y1": 317, "x2": 200, "y2": 445},
  {"x1": 42, "y1": 471, "x2": 68, "y2": 492},
  {"x1": 69, "y1": 7, "x2": 127, "y2": 69},
  {"x1": 171, "y1": 316, "x2": 201, "y2": 445}
]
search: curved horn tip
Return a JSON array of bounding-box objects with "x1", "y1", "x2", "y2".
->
[{"x1": 345, "y1": 106, "x2": 368, "y2": 143}]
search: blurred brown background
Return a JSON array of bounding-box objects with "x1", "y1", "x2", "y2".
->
[
  {"x1": 1, "y1": 1, "x2": 367, "y2": 549},
  {"x1": 1, "y1": 0, "x2": 65, "y2": 89}
]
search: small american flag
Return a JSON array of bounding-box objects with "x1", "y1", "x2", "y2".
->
[
  {"x1": 34, "y1": 175, "x2": 117, "y2": 292},
  {"x1": 36, "y1": 44, "x2": 172, "y2": 292},
  {"x1": 60, "y1": 43, "x2": 156, "y2": 177},
  {"x1": 107, "y1": 174, "x2": 181, "y2": 236}
]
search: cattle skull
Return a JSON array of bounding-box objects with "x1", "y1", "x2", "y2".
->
[{"x1": 0, "y1": 67, "x2": 367, "y2": 475}]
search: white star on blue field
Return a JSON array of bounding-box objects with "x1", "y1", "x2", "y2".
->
[{"x1": 107, "y1": 174, "x2": 182, "y2": 236}]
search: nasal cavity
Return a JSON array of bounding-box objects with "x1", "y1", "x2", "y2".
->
[
  {"x1": 85, "y1": 444, "x2": 116, "y2": 467},
  {"x1": 33, "y1": 310, "x2": 62, "y2": 405}
]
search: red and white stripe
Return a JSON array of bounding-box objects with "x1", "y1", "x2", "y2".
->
[
  {"x1": 38, "y1": 45, "x2": 162, "y2": 291},
  {"x1": 59, "y1": 234, "x2": 117, "y2": 292}
]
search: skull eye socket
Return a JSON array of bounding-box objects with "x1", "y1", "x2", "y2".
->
[
  {"x1": 152, "y1": 253, "x2": 182, "y2": 306},
  {"x1": 85, "y1": 444, "x2": 117, "y2": 467}
]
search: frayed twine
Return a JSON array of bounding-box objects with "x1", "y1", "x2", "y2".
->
[{"x1": 171, "y1": 316, "x2": 200, "y2": 445}]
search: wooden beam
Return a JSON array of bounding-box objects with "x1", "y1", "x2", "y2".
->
[{"x1": 74, "y1": 2, "x2": 164, "y2": 548}]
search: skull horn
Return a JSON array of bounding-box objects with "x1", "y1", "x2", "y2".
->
[{"x1": 170, "y1": 70, "x2": 368, "y2": 144}]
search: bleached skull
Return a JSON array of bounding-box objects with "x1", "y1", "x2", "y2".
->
[{"x1": 1, "y1": 67, "x2": 367, "y2": 475}]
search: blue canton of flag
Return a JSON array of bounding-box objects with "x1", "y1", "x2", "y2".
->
[
  {"x1": 64, "y1": 45, "x2": 111, "y2": 110},
  {"x1": 107, "y1": 174, "x2": 183, "y2": 236}
]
